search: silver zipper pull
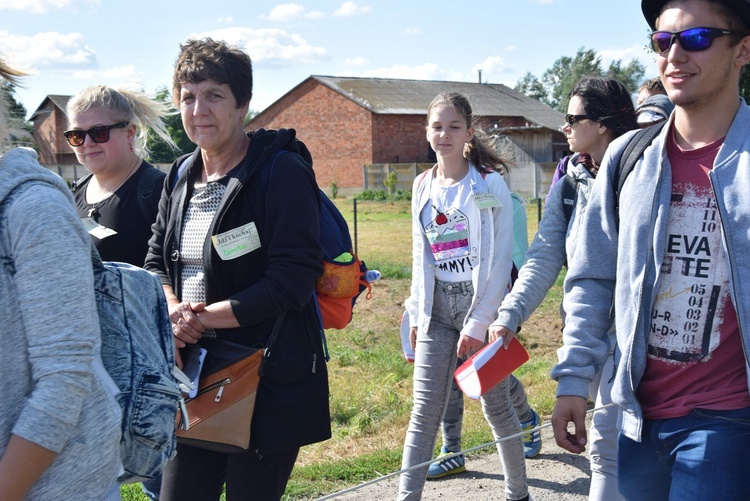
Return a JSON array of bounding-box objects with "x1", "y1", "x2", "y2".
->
[
  {"x1": 214, "y1": 379, "x2": 229, "y2": 402},
  {"x1": 312, "y1": 354, "x2": 317, "y2": 374}
]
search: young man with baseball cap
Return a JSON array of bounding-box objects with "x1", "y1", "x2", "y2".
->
[{"x1": 550, "y1": 0, "x2": 750, "y2": 498}]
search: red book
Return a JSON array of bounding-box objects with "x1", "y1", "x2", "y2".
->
[{"x1": 454, "y1": 337, "x2": 529, "y2": 399}]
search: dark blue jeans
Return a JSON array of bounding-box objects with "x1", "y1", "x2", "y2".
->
[{"x1": 618, "y1": 406, "x2": 750, "y2": 500}]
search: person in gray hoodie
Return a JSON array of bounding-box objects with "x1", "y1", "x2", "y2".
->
[
  {"x1": 0, "y1": 56, "x2": 122, "y2": 499},
  {"x1": 490, "y1": 75, "x2": 637, "y2": 501},
  {"x1": 551, "y1": 0, "x2": 750, "y2": 499}
]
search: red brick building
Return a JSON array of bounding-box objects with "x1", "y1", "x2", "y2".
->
[
  {"x1": 248, "y1": 76, "x2": 567, "y2": 197},
  {"x1": 30, "y1": 95, "x2": 76, "y2": 166}
]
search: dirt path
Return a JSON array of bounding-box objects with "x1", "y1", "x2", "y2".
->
[{"x1": 325, "y1": 417, "x2": 592, "y2": 500}]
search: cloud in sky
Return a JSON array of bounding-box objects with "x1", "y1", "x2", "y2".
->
[
  {"x1": 0, "y1": 0, "x2": 99, "y2": 13},
  {"x1": 344, "y1": 56, "x2": 368, "y2": 66},
  {"x1": 0, "y1": 31, "x2": 97, "y2": 71},
  {"x1": 70, "y1": 64, "x2": 141, "y2": 82},
  {"x1": 333, "y1": 1, "x2": 370, "y2": 17},
  {"x1": 264, "y1": 3, "x2": 324, "y2": 21},
  {"x1": 193, "y1": 27, "x2": 328, "y2": 66},
  {"x1": 599, "y1": 44, "x2": 658, "y2": 74},
  {"x1": 472, "y1": 55, "x2": 514, "y2": 78},
  {"x1": 217, "y1": 16, "x2": 233, "y2": 24}
]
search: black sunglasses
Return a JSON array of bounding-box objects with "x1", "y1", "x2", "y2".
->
[
  {"x1": 564, "y1": 114, "x2": 596, "y2": 127},
  {"x1": 63, "y1": 122, "x2": 129, "y2": 147},
  {"x1": 650, "y1": 27, "x2": 748, "y2": 55}
]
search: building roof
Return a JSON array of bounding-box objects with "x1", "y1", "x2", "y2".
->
[
  {"x1": 30, "y1": 95, "x2": 71, "y2": 120},
  {"x1": 309, "y1": 76, "x2": 565, "y2": 131}
]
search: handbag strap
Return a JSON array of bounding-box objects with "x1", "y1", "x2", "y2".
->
[{"x1": 259, "y1": 312, "x2": 286, "y2": 377}]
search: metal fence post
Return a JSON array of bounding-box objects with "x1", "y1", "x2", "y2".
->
[
  {"x1": 537, "y1": 198, "x2": 542, "y2": 224},
  {"x1": 353, "y1": 198, "x2": 358, "y2": 256}
]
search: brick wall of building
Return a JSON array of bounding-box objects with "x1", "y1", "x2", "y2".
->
[
  {"x1": 247, "y1": 79, "x2": 557, "y2": 193},
  {"x1": 32, "y1": 102, "x2": 76, "y2": 166},
  {"x1": 248, "y1": 79, "x2": 373, "y2": 190},
  {"x1": 372, "y1": 114, "x2": 431, "y2": 165}
]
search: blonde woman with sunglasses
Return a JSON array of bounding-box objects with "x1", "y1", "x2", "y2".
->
[
  {"x1": 65, "y1": 86, "x2": 177, "y2": 267},
  {"x1": 0, "y1": 55, "x2": 122, "y2": 500}
]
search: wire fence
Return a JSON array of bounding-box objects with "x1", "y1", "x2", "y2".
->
[{"x1": 315, "y1": 403, "x2": 613, "y2": 500}]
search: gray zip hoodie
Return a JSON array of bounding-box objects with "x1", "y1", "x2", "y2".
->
[
  {"x1": 0, "y1": 148, "x2": 121, "y2": 499},
  {"x1": 493, "y1": 155, "x2": 596, "y2": 334}
]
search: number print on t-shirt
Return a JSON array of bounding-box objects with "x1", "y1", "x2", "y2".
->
[{"x1": 649, "y1": 183, "x2": 730, "y2": 363}]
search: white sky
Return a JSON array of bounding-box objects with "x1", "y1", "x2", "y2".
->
[{"x1": 0, "y1": 0, "x2": 659, "y2": 119}]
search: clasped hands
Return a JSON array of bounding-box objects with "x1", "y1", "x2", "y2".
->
[{"x1": 169, "y1": 301, "x2": 205, "y2": 368}]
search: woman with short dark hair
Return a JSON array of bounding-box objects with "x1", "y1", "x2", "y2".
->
[{"x1": 145, "y1": 38, "x2": 330, "y2": 501}]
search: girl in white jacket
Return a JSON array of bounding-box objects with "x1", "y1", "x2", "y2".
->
[{"x1": 399, "y1": 92, "x2": 529, "y2": 501}]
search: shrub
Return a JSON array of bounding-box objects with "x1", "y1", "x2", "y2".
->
[
  {"x1": 356, "y1": 189, "x2": 410, "y2": 202},
  {"x1": 383, "y1": 171, "x2": 398, "y2": 195},
  {"x1": 391, "y1": 189, "x2": 411, "y2": 201},
  {"x1": 356, "y1": 190, "x2": 387, "y2": 201}
]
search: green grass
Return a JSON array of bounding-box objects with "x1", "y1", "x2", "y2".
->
[
  {"x1": 335, "y1": 199, "x2": 412, "y2": 279},
  {"x1": 122, "y1": 197, "x2": 561, "y2": 500},
  {"x1": 280, "y1": 197, "x2": 563, "y2": 499}
]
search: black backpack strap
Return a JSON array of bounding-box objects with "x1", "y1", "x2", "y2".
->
[
  {"x1": 560, "y1": 174, "x2": 578, "y2": 224},
  {"x1": 70, "y1": 172, "x2": 94, "y2": 194},
  {"x1": 613, "y1": 122, "x2": 665, "y2": 225},
  {"x1": 170, "y1": 153, "x2": 194, "y2": 191},
  {"x1": 136, "y1": 165, "x2": 163, "y2": 223}
]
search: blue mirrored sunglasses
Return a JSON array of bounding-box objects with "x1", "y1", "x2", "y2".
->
[{"x1": 650, "y1": 27, "x2": 748, "y2": 55}]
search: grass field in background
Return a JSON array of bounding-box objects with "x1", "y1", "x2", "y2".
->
[
  {"x1": 282, "y1": 198, "x2": 563, "y2": 499},
  {"x1": 121, "y1": 197, "x2": 563, "y2": 501}
]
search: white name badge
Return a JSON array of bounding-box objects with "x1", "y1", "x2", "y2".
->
[
  {"x1": 211, "y1": 222, "x2": 261, "y2": 260},
  {"x1": 472, "y1": 193, "x2": 502, "y2": 209},
  {"x1": 81, "y1": 217, "x2": 117, "y2": 240}
]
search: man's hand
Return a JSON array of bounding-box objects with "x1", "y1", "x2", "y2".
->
[{"x1": 552, "y1": 395, "x2": 588, "y2": 454}]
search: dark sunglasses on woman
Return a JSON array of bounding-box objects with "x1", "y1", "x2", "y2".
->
[
  {"x1": 650, "y1": 27, "x2": 748, "y2": 55},
  {"x1": 63, "y1": 122, "x2": 129, "y2": 147},
  {"x1": 564, "y1": 114, "x2": 597, "y2": 127}
]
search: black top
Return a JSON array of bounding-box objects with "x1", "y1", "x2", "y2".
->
[
  {"x1": 145, "y1": 129, "x2": 331, "y2": 456},
  {"x1": 74, "y1": 161, "x2": 165, "y2": 266}
]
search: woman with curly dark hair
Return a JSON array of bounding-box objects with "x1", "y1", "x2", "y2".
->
[{"x1": 493, "y1": 75, "x2": 637, "y2": 501}]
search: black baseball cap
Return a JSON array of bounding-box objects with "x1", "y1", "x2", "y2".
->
[{"x1": 642, "y1": 0, "x2": 750, "y2": 30}]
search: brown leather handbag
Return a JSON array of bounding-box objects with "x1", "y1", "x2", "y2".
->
[{"x1": 176, "y1": 338, "x2": 263, "y2": 453}]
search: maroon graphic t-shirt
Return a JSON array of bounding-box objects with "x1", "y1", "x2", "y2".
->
[{"x1": 637, "y1": 130, "x2": 750, "y2": 419}]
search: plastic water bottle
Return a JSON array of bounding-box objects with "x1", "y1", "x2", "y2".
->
[{"x1": 364, "y1": 269, "x2": 381, "y2": 283}]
